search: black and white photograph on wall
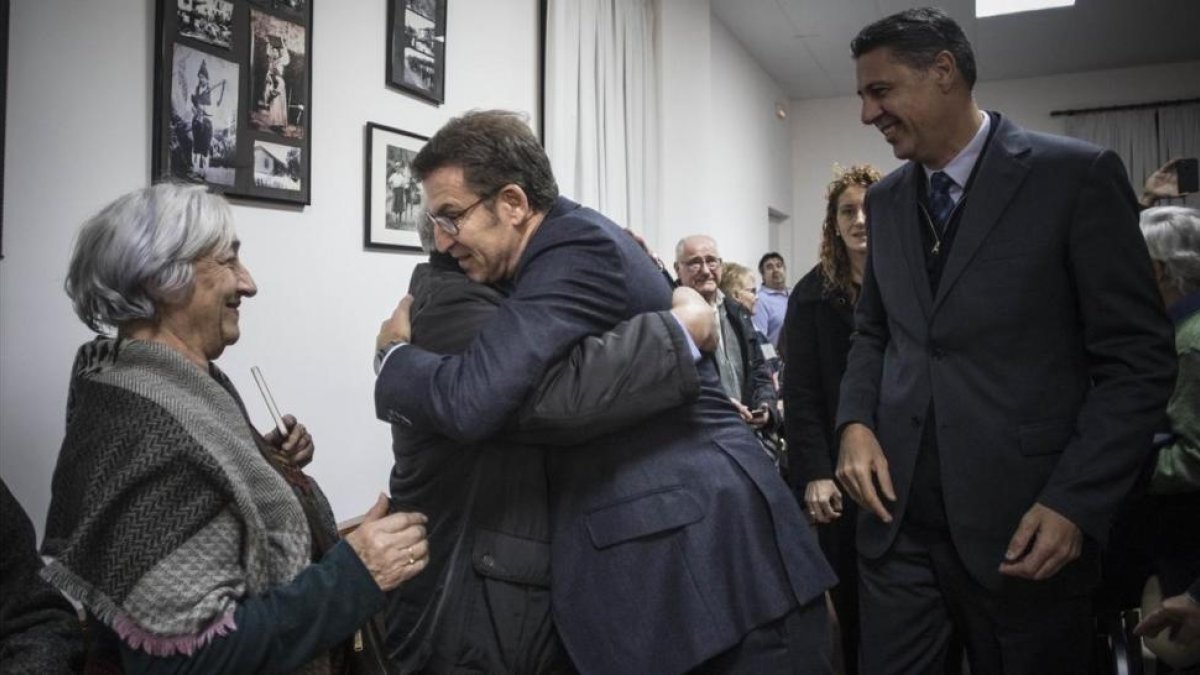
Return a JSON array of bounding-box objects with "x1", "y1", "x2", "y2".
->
[
  {"x1": 176, "y1": 0, "x2": 233, "y2": 50},
  {"x1": 387, "y1": 0, "x2": 446, "y2": 104},
  {"x1": 249, "y1": 10, "x2": 306, "y2": 139},
  {"x1": 168, "y1": 45, "x2": 238, "y2": 186},
  {"x1": 154, "y1": 0, "x2": 313, "y2": 204},
  {"x1": 253, "y1": 140, "x2": 302, "y2": 191},
  {"x1": 249, "y1": 0, "x2": 307, "y2": 20},
  {"x1": 365, "y1": 122, "x2": 429, "y2": 251},
  {"x1": 386, "y1": 145, "x2": 422, "y2": 231}
]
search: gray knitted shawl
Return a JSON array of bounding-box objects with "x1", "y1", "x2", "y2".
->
[{"x1": 41, "y1": 338, "x2": 323, "y2": 670}]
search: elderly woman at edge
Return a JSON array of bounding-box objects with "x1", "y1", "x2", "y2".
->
[
  {"x1": 41, "y1": 183, "x2": 428, "y2": 673},
  {"x1": 1132, "y1": 206, "x2": 1200, "y2": 664}
]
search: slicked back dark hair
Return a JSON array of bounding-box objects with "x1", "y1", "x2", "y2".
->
[
  {"x1": 851, "y1": 7, "x2": 977, "y2": 89},
  {"x1": 412, "y1": 109, "x2": 559, "y2": 212}
]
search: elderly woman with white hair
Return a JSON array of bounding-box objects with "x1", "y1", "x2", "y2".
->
[
  {"x1": 1130, "y1": 205, "x2": 1200, "y2": 667},
  {"x1": 41, "y1": 183, "x2": 428, "y2": 673},
  {"x1": 1141, "y1": 205, "x2": 1200, "y2": 493}
]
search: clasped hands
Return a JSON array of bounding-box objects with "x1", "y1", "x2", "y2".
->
[{"x1": 834, "y1": 423, "x2": 1083, "y2": 580}]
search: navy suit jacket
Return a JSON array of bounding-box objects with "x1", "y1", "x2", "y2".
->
[
  {"x1": 377, "y1": 197, "x2": 834, "y2": 674},
  {"x1": 836, "y1": 113, "x2": 1177, "y2": 592}
]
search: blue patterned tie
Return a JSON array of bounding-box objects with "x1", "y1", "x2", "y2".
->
[{"x1": 928, "y1": 171, "x2": 956, "y2": 232}]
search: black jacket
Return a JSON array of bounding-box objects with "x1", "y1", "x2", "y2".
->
[
  {"x1": 721, "y1": 297, "x2": 780, "y2": 431},
  {"x1": 1, "y1": 479, "x2": 84, "y2": 674},
  {"x1": 782, "y1": 265, "x2": 854, "y2": 488}
]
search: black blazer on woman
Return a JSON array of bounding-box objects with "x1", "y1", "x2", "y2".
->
[{"x1": 783, "y1": 264, "x2": 855, "y2": 491}]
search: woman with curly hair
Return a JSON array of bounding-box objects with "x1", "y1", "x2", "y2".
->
[{"x1": 782, "y1": 163, "x2": 881, "y2": 674}]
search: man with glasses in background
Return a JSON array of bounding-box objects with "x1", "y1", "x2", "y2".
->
[{"x1": 675, "y1": 235, "x2": 780, "y2": 439}]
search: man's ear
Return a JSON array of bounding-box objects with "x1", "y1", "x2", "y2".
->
[
  {"x1": 496, "y1": 184, "x2": 531, "y2": 225},
  {"x1": 931, "y1": 50, "x2": 957, "y2": 92}
]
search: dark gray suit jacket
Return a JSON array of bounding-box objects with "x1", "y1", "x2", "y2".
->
[
  {"x1": 836, "y1": 113, "x2": 1177, "y2": 591},
  {"x1": 378, "y1": 198, "x2": 835, "y2": 674}
]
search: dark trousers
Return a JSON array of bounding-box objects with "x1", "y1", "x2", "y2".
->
[
  {"x1": 690, "y1": 596, "x2": 833, "y2": 674},
  {"x1": 859, "y1": 523, "x2": 1093, "y2": 675},
  {"x1": 819, "y1": 505, "x2": 861, "y2": 675}
]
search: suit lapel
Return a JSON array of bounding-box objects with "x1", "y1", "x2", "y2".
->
[
  {"x1": 887, "y1": 165, "x2": 934, "y2": 319},
  {"x1": 932, "y1": 116, "x2": 1032, "y2": 312}
]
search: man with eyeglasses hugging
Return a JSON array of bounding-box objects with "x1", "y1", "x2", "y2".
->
[
  {"x1": 375, "y1": 110, "x2": 835, "y2": 674},
  {"x1": 675, "y1": 236, "x2": 781, "y2": 448}
]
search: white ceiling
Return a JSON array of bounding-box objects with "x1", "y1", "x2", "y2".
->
[{"x1": 709, "y1": 0, "x2": 1200, "y2": 100}]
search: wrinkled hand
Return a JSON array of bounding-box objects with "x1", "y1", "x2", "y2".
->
[
  {"x1": 263, "y1": 414, "x2": 313, "y2": 468},
  {"x1": 1141, "y1": 158, "x2": 1188, "y2": 206},
  {"x1": 835, "y1": 423, "x2": 895, "y2": 523},
  {"x1": 998, "y1": 503, "x2": 1083, "y2": 580},
  {"x1": 672, "y1": 287, "x2": 718, "y2": 352},
  {"x1": 377, "y1": 295, "x2": 414, "y2": 351},
  {"x1": 805, "y1": 479, "x2": 844, "y2": 524},
  {"x1": 345, "y1": 494, "x2": 429, "y2": 592},
  {"x1": 1135, "y1": 591, "x2": 1200, "y2": 644}
]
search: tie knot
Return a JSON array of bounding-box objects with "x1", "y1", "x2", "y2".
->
[{"x1": 930, "y1": 171, "x2": 955, "y2": 195}]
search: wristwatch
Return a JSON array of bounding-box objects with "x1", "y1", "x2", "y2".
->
[{"x1": 374, "y1": 339, "x2": 407, "y2": 374}]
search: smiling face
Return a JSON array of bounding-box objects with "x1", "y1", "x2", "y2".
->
[
  {"x1": 158, "y1": 241, "x2": 257, "y2": 364},
  {"x1": 856, "y1": 47, "x2": 956, "y2": 167},
  {"x1": 425, "y1": 165, "x2": 527, "y2": 283},
  {"x1": 835, "y1": 185, "x2": 868, "y2": 255},
  {"x1": 674, "y1": 236, "x2": 722, "y2": 303}
]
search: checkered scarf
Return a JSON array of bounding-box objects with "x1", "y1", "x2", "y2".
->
[{"x1": 41, "y1": 338, "x2": 329, "y2": 672}]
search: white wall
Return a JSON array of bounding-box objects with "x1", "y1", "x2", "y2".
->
[
  {"x1": 656, "y1": 0, "x2": 793, "y2": 274},
  {"x1": 656, "y1": 0, "x2": 711, "y2": 258},
  {"x1": 0, "y1": 0, "x2": 540, "y2": 536},
  {"x1": 788, "y1": 60, "x2": 1200, "y2": 274}
]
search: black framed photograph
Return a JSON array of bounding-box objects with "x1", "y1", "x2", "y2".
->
[
  {"x1": 153, "y1": 0, "x2": 313, "y2": 205},
  {"x1": 387, "y1": 0, "x2": 446, "y2": 105},
  {"x1": 365, "y1": 122, "x2": 429, "y2": 252}
]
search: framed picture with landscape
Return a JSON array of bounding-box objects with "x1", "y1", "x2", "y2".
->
[
  {"x1": 387, "y1": 0, "x2": 446, "y2": 104},
  {"x1": 153, "y1": 0, "x2": 313, "y2": 205},
  {"x1": 364, "y1": 122, "x2": 429, "y2": 252}
]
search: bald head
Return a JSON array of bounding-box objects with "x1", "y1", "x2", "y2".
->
[{"x1": 674, "y1": 235, "x2": 723, "y2": 303}]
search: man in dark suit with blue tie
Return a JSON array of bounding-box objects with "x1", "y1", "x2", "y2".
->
[
  {"x1": 834, "y1": 8, "x2": 1178, "y2": 673},
  {"x1": 373, "y1": 110, "x2": 835, "y2": 674}
]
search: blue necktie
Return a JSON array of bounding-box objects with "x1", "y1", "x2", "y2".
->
[{"x1": 928, "y1": 171, "x2": 956, "y2": 232}]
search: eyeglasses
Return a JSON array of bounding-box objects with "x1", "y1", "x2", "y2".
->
[
  {"x1": 425, "y1": 190, "x2": 495, "y2": 237},
  {"x1": 681, "y1": 256, "x2": 723, "y2": 272}
]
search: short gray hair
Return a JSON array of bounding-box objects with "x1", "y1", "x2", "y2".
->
[
  {"x1": 65, "y1": 183, "x2": 236, "y2": 332},
  {"x1": 675, "y1": 235, "x2": 717, "y2": 262},
  {"x1": 1141, "y1": 206, "x2": 1200, "y2": 296}
]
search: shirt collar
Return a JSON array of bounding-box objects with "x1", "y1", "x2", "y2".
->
[
  {"x1": 1169, "y1": 290, "x2": 1200, "y2": 326},
  {"x1": 923, "y1": 110, "x2": 990, "y2": 191},
  {"x1": 759, "y1": 285, "x2": 789, "y2": 297}
]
